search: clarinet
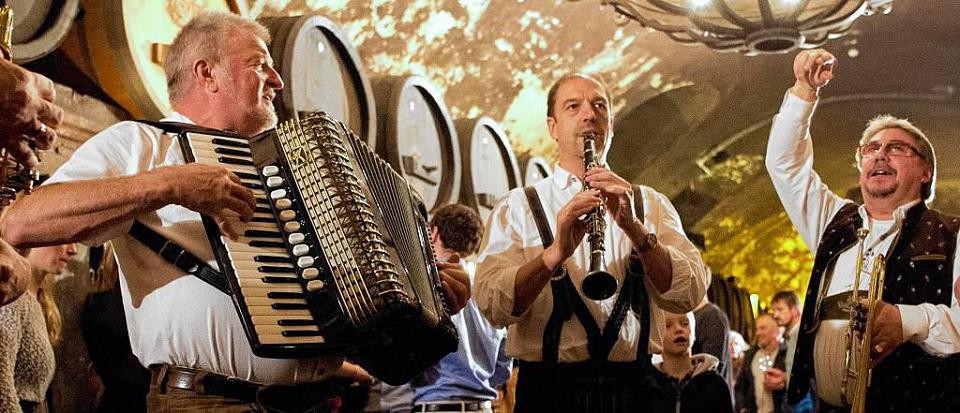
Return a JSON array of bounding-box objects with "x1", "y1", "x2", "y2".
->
[{"x1": 580, "y1": 132, "x2": 617, "y2": 300}]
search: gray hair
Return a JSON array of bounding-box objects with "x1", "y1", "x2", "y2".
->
[
  {"x1": 855, "y1": 114, "x2": 937, "y2": 204},
  {"x1": 165, "y1": 12, "x2": 271, "y2": 104}
]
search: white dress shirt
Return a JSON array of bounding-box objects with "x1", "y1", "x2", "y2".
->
[
  {"x1": 45, "y1": 114, "x2": 342, "y2": 384},
  {"x1": 475, "y1": 164, "x2": 708, "y2": 362},
  {"x1": 765, "y1": 92, "x2": 960, "y2": 358}
]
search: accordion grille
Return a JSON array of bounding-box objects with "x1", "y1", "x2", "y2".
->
[{"x1": 273, "y1": 113, "x2": 445, "y2": 328}]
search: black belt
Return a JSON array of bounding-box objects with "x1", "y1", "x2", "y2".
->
[
  {"x1": 412, "y1": 400, "x2": 487, "y2": 412},
  {"x1": 150, "y1": 364, "x2": 262, "y2": 402}
]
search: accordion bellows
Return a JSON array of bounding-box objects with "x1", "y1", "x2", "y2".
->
[{"x1": 179, "y1": 112, "x2": 458, "y2": 384}]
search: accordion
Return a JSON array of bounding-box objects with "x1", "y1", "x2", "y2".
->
[{"x1": 176, "y1": 112, "x2": 458, "y2": 384}]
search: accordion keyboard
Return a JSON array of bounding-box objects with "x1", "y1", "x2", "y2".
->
[{"x1": 183, "y1": 132, "x2": 327, "y2": 347}]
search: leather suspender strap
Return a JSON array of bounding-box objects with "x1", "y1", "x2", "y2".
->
[
  {"x1": 524, "y1": 186, "x2": 603, "y2": 363},
  {"x1": 129, "y1": 220, "x2": 231, "y2": 295}
]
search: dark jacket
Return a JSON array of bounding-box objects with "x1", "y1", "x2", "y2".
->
[
  {"x1": 735, "y1": 343, "x2": 792, "y2": 413},
  {"x1": 651, "y1": 354, "x2": 733, "y2": 413}
]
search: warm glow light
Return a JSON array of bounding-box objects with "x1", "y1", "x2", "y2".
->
[{"x1": 750, "y1": 293, "x2": 760, "y2": 317}]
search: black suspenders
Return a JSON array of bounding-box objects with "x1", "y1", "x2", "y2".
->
[{"x1": 523, "y1": 185, "x2": 651, "y2": 364}]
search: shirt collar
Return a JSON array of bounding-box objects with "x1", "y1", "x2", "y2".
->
[
  {"x1": 857, "y1": 198, "x2": 922, "y2": 226},
  {"x1": 551, "y1": 163, "x2": 580, "y2": 190},
  {"x1": 162, "y1": 112, "x2": 195, "y2": 125}
]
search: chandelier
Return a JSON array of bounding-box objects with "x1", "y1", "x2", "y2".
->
[{"x1": 589, "y1": 0, "x2": 894, "y2": 55}]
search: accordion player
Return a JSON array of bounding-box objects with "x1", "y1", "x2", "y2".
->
[{"x1": 168, "y1": 111, "x2": 458, "y2": 384}]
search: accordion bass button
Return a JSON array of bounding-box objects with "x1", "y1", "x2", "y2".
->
[
  {"x1": 302, "y1": 268, "x2": 320, "y2": 279},
  {"x1": 306, "y1": 279, "x2": 325, "y2": 292},
  {"x1": 284, "y1": 221, "x2": 301, "y2": 232},
  {"x1": 262, "y1": 166, "x2": 280, "y2": 176},
  {"x1": 275, "y1": 199, "x2": 293, "y2": 210},
  {"x1": 270, "y1": 189, "x2": 287, "y2": 200},
  {"x1": 266, "y1": 176, "x2": 284, "y2": 188},
  {"x1": 298, "y1": 256, "x2": 315, "y2": 268},
  {"x1": 279, "y1": 210, "x2": 296, "y2": 221},
  {"x1": 292, "y1": 244, "x2": 309, "y2": 256},
  {"x1": 288, "y1": 233, "x2": 306, "y2": 244}
]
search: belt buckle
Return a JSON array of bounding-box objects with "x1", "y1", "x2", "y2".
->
[{"x1": 173, "y1": 369, "x2": 198, "y2": 390}]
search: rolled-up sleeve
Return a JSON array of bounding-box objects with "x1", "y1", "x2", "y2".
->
[
  {"x1": 475, "y1": 192, "x2": 527, "y2": 328},
  {"x1": 645, "y1": 188, "x2": 709, "y2": 314}
]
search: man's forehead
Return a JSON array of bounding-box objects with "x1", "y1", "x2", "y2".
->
[
  {"x1": 867, "y1": 127, "x2": 917, "y2": 143},
  {"x1": 557, "y1": 77, "x2": 607, "y2": 100}
]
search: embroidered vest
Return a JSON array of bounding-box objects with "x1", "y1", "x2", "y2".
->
[{"x1": 788, "y1": 202, "x2": 960, "y2": 410}]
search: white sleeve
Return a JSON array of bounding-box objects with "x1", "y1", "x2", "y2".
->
[
  {"x1": 896, "y1": 231, "x2": 960, "y2": 357},
  {"x1": 474, "y1": 190, "x2": 528, "y2": 328},
  {"x1": 764, "y1": 92, "x2": 850, "y2": 252},
  {"x1": 643, "y1": 188, "x2": 709, "y2": 314},
  {"x1": 44, "y1": 121, "x2": 165, "y2": 244}
]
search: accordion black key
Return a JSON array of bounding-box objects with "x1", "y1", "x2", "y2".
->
[{"x1": 176, "y1": 112, "x2": 458, "y2": 384}]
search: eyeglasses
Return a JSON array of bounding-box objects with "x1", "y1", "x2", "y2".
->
[{"x1": 858, "y1": 140, "x2": 923, "y2": 160}]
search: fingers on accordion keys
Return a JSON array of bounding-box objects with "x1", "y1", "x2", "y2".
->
[{"x1": 218, "y1": 210, "x2": 245, "y2": 241}]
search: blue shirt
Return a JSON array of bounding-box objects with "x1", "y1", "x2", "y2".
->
[{"x1": 411, "y1": 263, "x2": 512, "y2": 402}]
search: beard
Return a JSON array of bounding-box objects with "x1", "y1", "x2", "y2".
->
[{"x1": 865, "y1": 179, "x2": 898, "y2": 199}]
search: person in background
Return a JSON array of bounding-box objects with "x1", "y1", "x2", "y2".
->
[
  {"x1": 693, "y1": 295, "x2": 734, "y2": 390},
  {"x1": 410, "y1": 204, "x2": 512, "y2": 413},
  {"x1": 651, "y1": 311, "x2": 733, "y2": 413},
  {"x1": 735, "y1": 313, "x2": 789, "y2": 413},
  {"x1": 0, "y1": 242, "x2": 76, "y2": 412}
]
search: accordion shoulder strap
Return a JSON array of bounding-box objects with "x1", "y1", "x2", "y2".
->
[
  {"x1": 134, "y1": 119, "x2": 233, "y2": 136},
  {"x1": 128, "y1": 220, "x2": 230, "y2": 294}
]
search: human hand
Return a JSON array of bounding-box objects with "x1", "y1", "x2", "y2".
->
[
  {"x1": 0, "y1": 237, "x2": 31, "y2": 306},
  {"x1": 763, "y1": 367, "x2": 787, "y2": 391},
  {"x1": 437, "y1": 252, "x2": 471, "y2": 313},
  {"x1": 332, "y1": 361, "x2": 373, "y2": 384},
  {"x1": 149, "y1": 163, "x2": 256, "y2": 239},
  {"x1": 583, "y1": 166, "x2": 641, "y2": 233},
  {"x1": 0, "y1": 59, "x2": 62, "y2": 167},
  {"x1": 542, "y1": 189, "x2": 601, "y2": 269},
  {"x1": 865, "y1": 299, "x2": 904, "y2": 366},
  {"x1": 791, "y1": 49, "x2": 836, "y2": 101}
]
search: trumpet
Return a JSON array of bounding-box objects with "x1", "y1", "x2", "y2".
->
[
  {"x1": 840, "y1": 228, "x2": 887, "y2": 412},
  {"x1": 580, "y1": 132, "x2": 616, "y2": 300}
]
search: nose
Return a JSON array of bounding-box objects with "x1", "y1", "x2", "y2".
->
[
  {"x1": 266, "y1": 65, "x2": 284, "y2": 91},
  {"x1": 65, "y1": 243, "x2": 77, "y2": 256},
  {"x1": 579, "y1": 102, "x2": 598, "y2": 122}
]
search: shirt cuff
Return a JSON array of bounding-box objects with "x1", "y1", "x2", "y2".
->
[{"x1": 897, "y1": 304, "x2": 930, "y2": 343}]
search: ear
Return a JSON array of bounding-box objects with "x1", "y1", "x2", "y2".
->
[
  {"x1": 193, "y1": 59, "x2": 219, "y2": 93},
  {"x1": 430, "y1": 226, "x2": 440, "y2": 244},
  {"x1": 547, "y1": 116, "x2": 558, "y2": 143}
]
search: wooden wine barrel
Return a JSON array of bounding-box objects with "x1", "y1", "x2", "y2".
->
[
  {"x1": 372, "y1": 75, "x2": 461, "y2": 213},
  {"x1": 8, "y1": 0, "x2": 80, "y2": 63},
  {"x1": 455, "y1": 117, "x2": 521, "y2": 221},
  {"x1": 520, "y1": 155, "x2": 552, "y2": 186},
  {"x1": 81, "y1": 0, "x2": 248, "y2": 118},
  {"x1": 257, "y1": 15, "x2": 376, "y2": 145}
]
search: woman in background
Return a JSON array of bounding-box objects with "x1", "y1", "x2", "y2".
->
[{"x1": 0, "y1": 242, "x2": 76, "y2": 412}]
